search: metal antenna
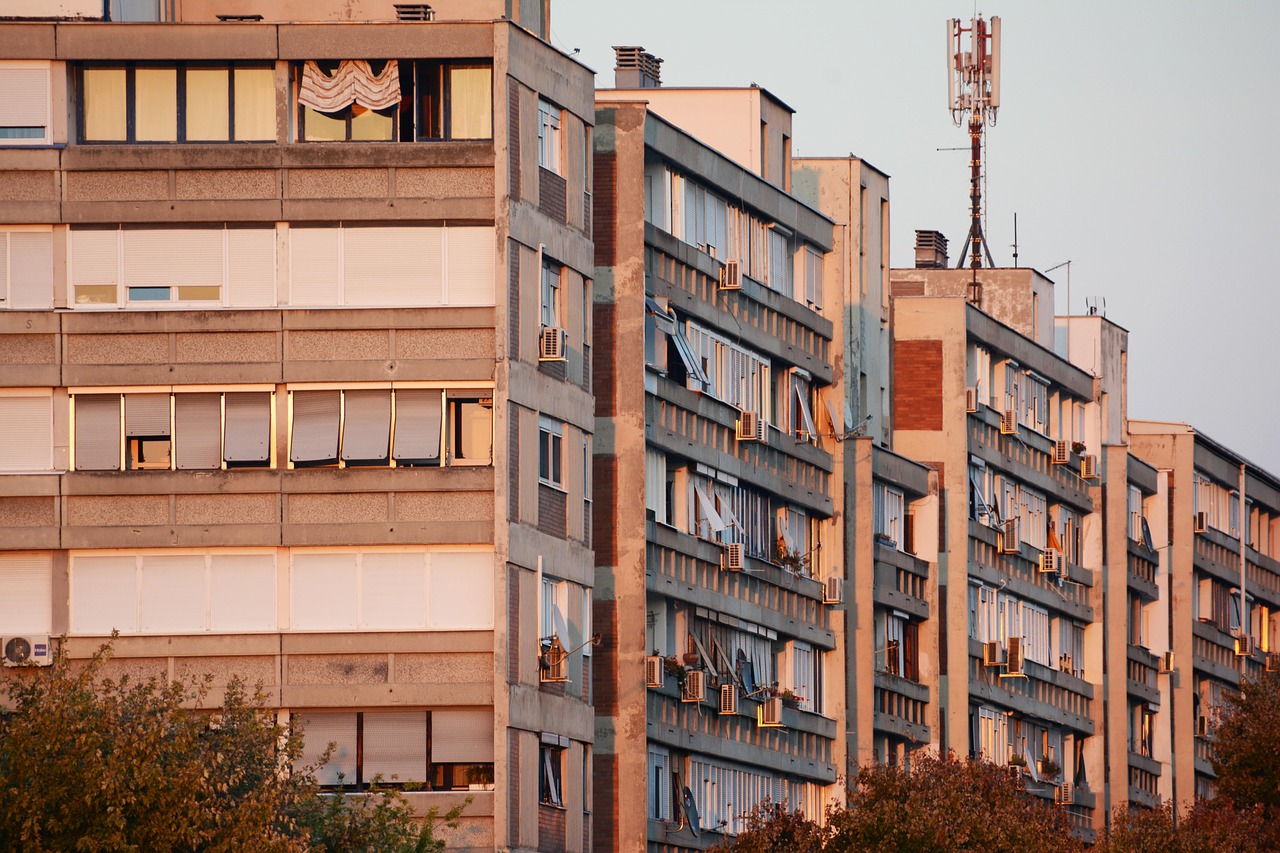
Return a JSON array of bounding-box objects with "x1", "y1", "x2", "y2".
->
[{"x1": 947, "y1": 14, "x2": 1001, "y2": 269}]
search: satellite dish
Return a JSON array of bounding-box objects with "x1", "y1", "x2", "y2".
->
[{"x1": 681, "y1": 786, "x2": 701, "y2": 838}]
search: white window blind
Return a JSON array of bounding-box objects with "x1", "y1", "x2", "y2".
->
[
  {"x1": 71, "y1": 556, "x2": 139, "y2": 634},
  {"x1": 344, "y1": 227, "x2": 442, "y2": 307},
  {"x1": 2, "y1": 230, "x2": 54, "y2": 309},
  {"x1": 289, "y1": 227, "x2": 341, "y2": 306},
  {"x1": 341, "y1": 389, "x2": 392, "y2": 464},
  {"x1": 226, "y1": 227, "x2": 276, "y2": 307},
  {"x1": 391, "y1": 389, "x2": 442, "y2": 464},
  {"x1": 139, "y1": 554, "x2": 206, "y2": 633},
  {"x1": 124, "y1": 393, "x2": 170, "y2": 436},
  {"x1": 70, "y1": 229, "x2": 121, "y2": 305},
  {"x1": 0, "y1": 63, "x2": 51, "y2": 143},
  {"x1": 289, "y1": 390, "x2": 341, "y2": 465},
  {"x1": 297, "y1": 712, "x2": 357, "y2": 785},
  {"x1": 74, "y1": 394, "x2": 121, "y2": 471},
  {"x1": 445, "y1": 227, "x2": 495, "y2": 306},
  {"x1": 361, "y1": 552, "x2": 428, "y2": 629},
  {"x1": 0, "y1": 552, "x2": 53, "y2": 634},
  {"x1": 363, "y1": 710, "x2": 428, "y2": 783},
  {"x1": 290, "y1": 552, "x2": 359, "y2": 630},
  {"x1": 432, "y1": 708, "x2": 494, "y2": 763},
  {"x1": 175, "y1": 393, "x2": 222, "y2": 469},
  {"x1": 0, "y1": 392, "x2": 53, "y2": 471},
  {"x1": 209, "y1": 554, "x2": 276, "y2": 631},
  {"x1": 223, "y1": 392, "x2": 271, "y2": 464}
]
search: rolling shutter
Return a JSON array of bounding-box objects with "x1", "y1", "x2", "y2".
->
[
  {"x1": 74, "y1": 394, "x2": 121, "y2": 471},
  {"x1": 71, "y1": 555, "x2": 138, "y2": 634},
  {"x1": 290, "y1": 390, "x2": 340, "y2": 464},
  {"x1": 343, "y1": 226, "x2": 442, "y2": 307},
  {"x1": 139, "y1": 554, "x2": 206, "y2": 633},
  {"x1": 360, "y1": 552, "x2": 427, "y2": 629},
  {"x1": 223, "y1": 392, "x2": 271, "y2": 464},
  {"x1": 391, "y1": 389, "x2": 442, "y2": 464},
  {"x1": 174, "y1": 393, "x2": 222, "y2": 469},
  {"x1": 289, "y1": 227, "x2": 340, "y2": 306},
  {"x1": 363, "y1": 711, "x2": 428, "y2": 784},
  {"x1": 445, "y1": 227, "x2": 496, "y2": 306},
  {"x1": 431, "y1": 708, "x2": 494, "y2": 763},
  {"x1": 125, "y1": 393, "x2": 170, "y2": 436},
  {"x1": 227, "y1": 227, "x2": 276, "y2": 307},
  {"x1": 0, "y1": 552, "x2": 53, "y2": 634},
  {"x1": 0, "y1": 64, "x2": 50, "y2": 140},
  {"x1": 290, "y1": 552, "x2": 359, "y2": 629},
  {"x1": 0, "y1": 393, "x2": 53, "y2": 471},
  {"x1": 340, "y1": 389, "x2": 391, "y2": 464},
  {"x1": 209, "y1": 553, "x2": 276, "y2": 631},
  {"x1": 8, "y1": 231, "x2": 54, "y2": 309},
  {"x1": 296, "y1": 712, "x2": 357, "y2": 785}
]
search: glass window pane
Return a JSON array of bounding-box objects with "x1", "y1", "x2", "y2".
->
[
  {"x1": 83, "y1": 68, "x2": 127, "y2": 141},
  {"x1": 128, "y1": 286, "x2": 170, "y2": 301},
  {"x1": 303, "y1": 106, "x2": 346, "y2": 141},
  {"x1": 450, "y1": 398, "x2": 492, "y2": 464},
  {"x1": 185, "y1": 68, "x2": 229, "y2": 141},
  {"x1": 177, "y1": 285, "x2": 220, "y2": 301},
  {"x1": 417, "y1": 63, "x2": 443, "y2": 139},
  {"x1": 350, "y1": 107, "x2": 393, "y2": 141},
  {"x1": 234, "y1": 67, "x2": 275, "y2": 140},
  {"x1": 448, "y1": 66, "x2": 491, "y2": 139},
  {"x1": 76, "y1": 284, "x2": 118, "y2": 304},
  {"x1": 135, "y1": 67, "x2": 177, "y2": 141}
]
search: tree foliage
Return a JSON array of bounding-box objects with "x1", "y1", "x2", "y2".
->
[
  {"x1": 719, "y1": 752, "x2": 1083, "y2": 853},
  {"x1": 0, "y1": 641, "x2": 463, "y2": 852},
  {"x1": 1211, "y1": 668, "x2": 1280, "y2": 812}
]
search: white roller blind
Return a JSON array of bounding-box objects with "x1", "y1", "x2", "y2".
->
[
  {"x1": 223, "y1": 392, "x2": 270, "y2": 464},
  {"x1": 9, "y1": 231, "x2": 54, "y2": 309},
  {"x1": 340, "y1": 389, "x2": 391, "y2": 463},
  {"x1": 297, "y1": 712, "x2": 357, "y2": 785},
  {"x1": 360, "y1": 552, "x2": 427, "y2": 629},
  {"x1": 139, "y1": 554, "x2": 206, "y2": 633},
  {"x1": 227, "y1": 227, "x2": 276, "y2": 307},
  {"x1": 430, "y1": 708, "x2": 494, "y2": 763},
  {"x1": 363, "y1": 711, "x2": 428, "y2": 784},
  {"x1": 290, "y1": 390, "x2": 340, "y2": 464},
  {"x1": 0, "y1": 393, "x2": 53, "y2": 471},
  {"x1": 74, "y1": 394, "x2": 121, "y2": 471},
  {"x1": 444, "y1": 227, "x2": 495, "y2": 306},
  {"x1": 427, "y1": 551, "x2": 493, "y2": 629},
  {"x1": 391, "y1": 389, "x2": 442, "y2": 464},
  {"x1": 70, "y1": 229, "x2": 120, "y2": 287},
  {"x1": 289, "y1": 227, "x2": 340, "y2": 306},
  {"x1": 343, "y1": 227, "x2": 442, "y2": 307},
  {"x1": 290, "y1": 552, "x2": 359, "y2": 629},
  {"x1": 71, "y1": 555, "x2": 138, "y2": 634},
  {"x1": 174, "y1": 393, "x2": 222, "y2": 470},
  {"x1": 125, "y1": 393, "x2": 170, "y2": 436},
  {"x1": 124, "y1": 229, "x2": 223, "y2": 289},
  {"x1": 209, "y1": 553, "x2": 276, "y2": 631},
  {"x1": 0, "y1": 66, "x2": 50, "y2": 130},
  {"x1": 0, "y1": 552, "x2": 53, "y2": 634}
]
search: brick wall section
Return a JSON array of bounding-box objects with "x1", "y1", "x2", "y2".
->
[
  {"x1": 538, "y1": 358, "x2": 567, "y2": 382},
  {"x1": 508, "y1": 404, "x2": 519, "y2": 522},
  {"x1": 538, "y1": 804, "x2": 567, "y2": 852},
  {"x1": 508, "y1": 730, "x2": 520, "y2": 845},
  {"x1": 592, "y1": 599, "x2": 617, "y2": 716},
  {"x1": 508, "y1": 243, "x2": 520, "y2": 360},
  {"x1": 592, "y1": 753, "x2": 618, "y2": 853},
  {"x1": 538, "y1": 484, "x2": 567, "y2": 539},
  {"x1": 893, "y1": 339, "x2": 944, "y2": 430},
  {"x1": 508, "y1": 564, "x2": 520, "y2": 685},
  {"x1": 592, "y1": 305, "x2": 615, "y2": 417},
  {"x1": 591, "y1": 456, "x2": 616, "y2": 564},
  {"x1": 539, "y1": 167, "x2": 567, "y2": 223},
  {"x1": 592, "y1": 152, "x2": 616, "y2": 266},
  {"x1": 508, "y1": 86, "x2": 520, "y2": 203}
]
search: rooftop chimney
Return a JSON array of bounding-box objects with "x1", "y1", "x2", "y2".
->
[
  {"x1": 914, "y1": 230, "x2": 949, "y2": 269},
  {"x1": 613, "y1": 46, "x2": 662, "y2": 88}
]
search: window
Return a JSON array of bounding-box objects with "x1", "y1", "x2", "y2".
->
[
  {"x1": 803, "y1": 245, "x2": 823, "y2": 309},
  {"x1": 538, "y1": 98, "x2": 562, "y2": 174},
  {"x1": 541, "y1": 258, "x2": 561, "y2": 329},
  {"x1": 0, "y1": 391, "x2": 53, "y2": 472},
  {"x1": 970, "y1": 583, "x2": 999, "y2": 643},
  {"x1": 540, "y1": 734, "x2": 567, "y2": 806},
  {"x1": 647, "y1": 746, "x2": 671, "y2": 821},
  {"x1": 766, "y1": 226, "x2": 791, "y2": 293},
  {"x1": 1059, "y1": 618, "x2": 1084, "y2": 676},
  {"x1": 688, "y1": 755, "x2": 776, "y2": 836},
  {"x1": 0, "y1": 61, "x2": 52, "y2": 145},
  {"x1": 976, "y1": 705, "x2": 1009, "y2": 763},
  {"x1": 296, "y1": 709, "x2": 493, "y2": 790},
  {"x1": 874, "y1": 482, "x2": 906, "y2": 549},
  {"x1": 787, "y1": 369, "x2": 818, "y2": 442},
  {"x1": 0, "y1": 552, "x2": 53, "y2": 635},
  {"x1": 644, "y1": 449, "x2": 667, "y2": 520},
  {"x1": 72, "y1": 390, "x2": 273, "y2": 471},
  {"x1": 415, "y1": 62, "x2": 493, "y2": 139},
  {"x1": 538, "y1": 418, "x2": 564, "y2": 488},
  {"x1": 79, "y1": 63, "x2": 274, "y2": 143},
  {"x1": 1022, "y1": 603, "x2": 1051, "y2": 666},
  {"x1": 0, "y1": 228, "x2": 54, "y2": 310},
  {"x1": 681, "y1": 319, "x2": 768, "y2": 412}
]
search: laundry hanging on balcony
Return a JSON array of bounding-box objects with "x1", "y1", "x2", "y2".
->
[{"x1": 298, "y1": 60, "x2": 401, "y2": 113}]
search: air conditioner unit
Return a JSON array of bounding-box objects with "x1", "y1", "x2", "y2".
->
[
  {"x1": 1057, "y1": 557, "x2": 1071, "y2": 582},
  {"x1": 1055, "y1": 783, "x2": 1073, "y2": 806},
  {"x1": 538, "y1": 326, "x2": 567, "y2": 361},
  {"x1": 1053, "y1": 440, "x2": 1070, "y2": 465},
  {"x1": 719, "y1": 683, "x2": 739, "y2": 715},
  {"x1": 823, "y1": 576, "x2": 844, "y2": 605},
  {"x1": 1194, "y1": 511, "x2": 1208, "y2": 533},
  {"x1": 1081, "y1": 454, "x2": 1098, "y2": 479},
  {"x1": 682, "y1": 669, "x2": 705, "y2": 703},
  {"x1": 965, "y1": 387, "x2": 980, "y2": 413},
  {"x1": 1159, "y1": 651, "x2": 1175, "y2": 674},
  {"x1": 1234, "y1": 634, "x2": 1253, "y2": 657},
  {"x1": 1265, "y1": 652, "x2": 1280, "y2": 673},
  {"x1": 1038, "y1": 549, "x2": 1062, "y2": 574},
  {"x1": 1000, "y1": 636, "x2": 1025, "y2": 677},
  {"x1": 983, "y1": 640, "x2": 1004, "y2": 667},
  {"x1": 1195, "y1": 715, "x2": 1208, "y2": 738},
  {"x1": 539, "y1": 636, "x2": 568, "y2": 683},
  {"x1": 721, "y1": 542, "x2": 745, "y2": 572},
  {"x1": 645, "y1": 655, "x2": 664, "y2": 688},
  {"x1": 2, "y1": 635, "x2": 53, "y2": 667},
  {"x1": 1000, "y1": 518, "x2": 1021, "y2": 554},
  {"x1": 720, "y1": 259, "x2": 742, "y2": 290},
  {"x1": 1000, "y1": 409, "x2": 1018, "y2": 434},
  {"x1": 735, "y1": 410, "x2": 765, "y2": 442},
  {"x1": 757, "y1": 695, "x2": 784, "y2": 727}
]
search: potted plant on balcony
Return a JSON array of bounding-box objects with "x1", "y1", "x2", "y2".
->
[
  {"x1": 774, "y1": 538, "x2": 809, "y2": 576},
  {"x1": 778, "y1": 688, "x2": 802, "y2": 710},
  {"x1": 663, "y1": 655, "x2": 687, "y2": 688},
  {"x1": 1070, "y1": 441, "x2": 1086, "y2": 456},
  {"x1": 1039, "y1": 757, "x2": 1061, "y2": 781}
]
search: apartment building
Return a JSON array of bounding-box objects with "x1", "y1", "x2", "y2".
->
[
  {"x1": 1129, "y1": 421, "x2": 1280, "y2": 810},
  {"x1": 0, "y1": 2, "x2": 596, "y2": 851},
  {"x1": 890, "y1": 255, "x2": 1104, "y2": 838},
  {"x1": 591, "y1": 49, "x2": 842, "y2": 851}
]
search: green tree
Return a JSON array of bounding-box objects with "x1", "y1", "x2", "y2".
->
[
  {"x1": 1211, "y1": 668, "x2": 1280, "y2": 812},
  {"x1": 715, "y1": 801, "x2": 831, "y2": 853},
  {"x1": 0, "y1": 640, "x2": 463, "y2": 852}
]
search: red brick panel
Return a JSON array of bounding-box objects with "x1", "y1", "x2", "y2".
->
[
  {"x1": 593, "y1": 152, "x2": 616, "y2": 266},
  {"x1": 539, "y1": 167, "x2": 568, "y2": 223},
  {"x1": 592, "y1": 305, "x2": 615, "y2": 417},
  {"x1": 592, "y1": 599, "x2": 618, "y2": 716},
  {"x1": 893, "y1": 339, "x2": 944, "y2": 431},
  {"x1": 592, "y1": 753, "x2": 618, "y2": 853},
  {"x1": 591, "y1": 455, "x2": 617, "y2": 564}
]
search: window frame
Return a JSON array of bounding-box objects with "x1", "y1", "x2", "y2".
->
[
  {"x1": 538, "y1": 417, "x2": 565, "y2": 489},
  {"x1": 0, "y1": 61, "x2": 53, "y2": 146},
  {"x1": 537, "y1": 98, "x2": 563, "y2": 175},
  {"x1": 539, "y1": 734, "x2": 568, "y2": 808}
]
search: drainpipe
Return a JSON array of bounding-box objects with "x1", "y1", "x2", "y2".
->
[{"x1": 1239, "y1": 463, "x2": 1248, "y2": 644}]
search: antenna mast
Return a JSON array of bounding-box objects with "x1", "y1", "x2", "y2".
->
[{"x1": 948, "y1": 14, "x2": 1001, "y2": 269}]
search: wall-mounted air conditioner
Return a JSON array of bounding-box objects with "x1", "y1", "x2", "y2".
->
[
  {"x1": 1000, "y1": 636, "x2": 1024, "y2": 677},
  {"x1": 1038, "y1": 549, "x2": 1063, "y2": 574},
  {"x1": 1081, "y1": 454, "x2": 1098, "y2": 479},
  {"x1": 645, "y1": 655, "x2": 664, "y2": 688},
  {"x1": 983, "y1": 641, "x2": 1003, "y2": 667},
  {"x1": 1055, "y1": 783, "x2": 1073, "y2": 806},
  {"x1": 720, "y1": 259, "x2": 742, "y2": 290},
  {"x1": 538, "y1": 326, "x2": 567, "y2": 361},
  {"x1": 719, "y1": 683, "x2": 738, "y2": 715},
  {"x1": 681, "y1": 670, "x2": 705, "y2": 703},
  {"x1": 1000, "y1": 409, "x2": 1018, "y2": 434},
  {"x1": 1000, "y1": 518, "x2": 1021, "y2": 554},
  {"x1": 823, "y1": 576, "x2": 844, "y2": 605},
  {"x1": 757, "y1": 695, "x2": 784, "y2": 727},
  {"x1": 721, "y1": 542, "x2": 745, "y2": 572},
  {"x1": 1234, "y1": 634, "x2": 1254, "y2": 657},
  {"x1": 736, "y1": 410, "x2": 765, "y2": 442},
  {"x1": 1053, "y1": 440, "x2": 1070, "y2": 465},
  {"x1": 2, "y1": 635, "x2": 53, "y2": 667},
  {"x1": 965, "y1": 387, "x2": 980, "y2": 413}
]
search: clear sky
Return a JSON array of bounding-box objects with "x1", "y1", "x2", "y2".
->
[{"x1": 550, "y1": 0, "x2": 1280, "y2": 474}]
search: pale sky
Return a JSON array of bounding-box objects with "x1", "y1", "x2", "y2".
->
[{"x1": 550, "y1": 0, "x2": 1280, "y2": 474}]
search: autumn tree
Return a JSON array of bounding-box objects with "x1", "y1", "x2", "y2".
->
[
  {"x1": 0, "y1": 641, "x2": 462, "y2": 852},
  {"x1": 1211, "y1": 668, "x2": 1280, "y2": 812}
]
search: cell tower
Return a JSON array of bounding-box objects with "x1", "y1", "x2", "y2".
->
[{"x1": 947, "y1": 15, "x2": 1001, "y2": 269}]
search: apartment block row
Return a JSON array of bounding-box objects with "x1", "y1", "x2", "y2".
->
[{"x1": 1, "y1": 4, "x2": 1278, "y2": 852}]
